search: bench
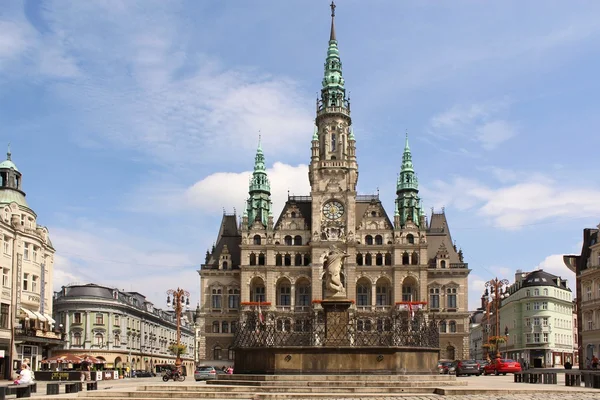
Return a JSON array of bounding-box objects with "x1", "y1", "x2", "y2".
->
[
  {"x1": 0, "y1": 382, "x2": 37, "y2": 400},
  {"x1": 46, "y1": 381, "x2": 83, "y2": 395},
  {"x1": 513, "y1": 372, "x2": 556, "y2": 384}
]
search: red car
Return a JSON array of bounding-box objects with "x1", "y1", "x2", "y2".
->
[{"x1": 483, "y1": 359, "x2": 521, "y2": 375}]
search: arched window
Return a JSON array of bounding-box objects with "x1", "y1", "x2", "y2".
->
[
  {"x1": 258, "y1": 253, "x2": 266, "y2": 266},
  {"x1": 375, "y1": 253, "x2": 383, "y2": 266},
  {"x1": 411, "y1": 251, "x2": 418, "y2": 265},
  {"x1": 296, "y1": 280, "x2": 311, "y2": 307},
  {"x1": 406, "y1": 234, "x2": 414, "y2": 244},
  {"x1": 543, "y1": 288, "x2": 548, "y2": 296},
  {"x1": 384, "y1": 253, "x2": 392, "y2": 266},
  {"x1": 284, "y1": 236, "x2": 293, "y2": 246},
  {"x1": 284, "y1": 254, "x2": 292, "y2": 266},
  {"x1": 222, "y1": 261, "x2": 228, "y2": 269},
  {"x1": 365, "y1": 253, "x2": 372, "y2": 266},
  {"x1": 222, "y1": 321, "x2": 229, "y2": 334},
  {"x1": 356, "y1": 279, "x2": 371, "y2": 306},
  {"x1": 294, "y1": 235, "x2": 302, "y2": 245},
  {"x1": 253, "y1": 235, "x2": 261, "y2": 245},
  {"x1": 375, "y1": 279, "x2": 391, "y2": 306},
  {"x1": 114, "y1": 334, "x2": 120, "y2": 346},
  {"x1": 304, "y1": 255, "x2": 311, "y2": 266},
  {"x1": 249, "y1": 253, "x2": 257, "y2": 266},
  {"x1": 356, "y1": 253, "x2": 363, "y2": 266},
  {"x1": 228, "y1": 347, "x2": 235, "y2": 360},
  {"x1": 250, "y1": 278, "x2": 266, "y2": 302},
  {"x1": 212, "y1": 321, "x2": 220, "y2": 333},
  {"x1": 365, "y1": 235, "x2": 373, "y2": 245},
  {"x1": 402, "y1": 277, "x2": 417, "y2": 302},
  {"x1": 534, "y1": 289, "x2": 539, "y2": 296},
  {"x1": 440, "y1": 260, "x2": 446, "y2": 268},
  {"x1": 439, "y1": 321, "x2": 447, "y2": 333},
  {"x1": 275, "y1": 254, "x2": 283, "y2": 266},
  {"x1": 375, "y1": 235, "x2": 383, "y2": 245},
  {"x1": 95, "y1": 333, "x2": 103, "y2": 346},
  {"x1": 231, "y1": 321, "x2": 237, "y2": 333},
  {"x1": 402, "y1": 252, "x2": 409, "y2": 265},
  {"x1": 277, "y1": 280, "x2": 291, "y2": 306},
  {"x1": 294, "y1": 254, "x2": 302, "y2": 266},
  {"x1": 213, "y1": 346, "x2": 222, "y2": 360},
  {"x1": 449, "y1": 321, "x2": 456, "y2": 333}
]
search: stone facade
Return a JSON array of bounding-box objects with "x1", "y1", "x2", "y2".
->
[
  {"x1": 53, "y1": 283, "x2": 195, "y2": 375},
  {"x1": 564, "y1": 224, "x2": 600, "y2": 368},
  {"x1": 198, "y1": 4, "x2": 471, "y2": 366},
  {"x1": 499, "y1": 269, "x2": 576, "y2": 368},
  {"x1": 0, "y1": 148, "x2": 57, "y2": 377}
]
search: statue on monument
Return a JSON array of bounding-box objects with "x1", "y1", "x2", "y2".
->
[{"x1": 323, "y1": 245, "x2": 349, "y2": 298}]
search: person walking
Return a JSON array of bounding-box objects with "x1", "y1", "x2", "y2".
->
[
  {"x1": 592, "y1": 355, "x2": 599, "y2": 370},
  {"x1": 14, "y1": 363, "x2": 33, "y2": 385},
  {"x1": 80, "y1": 358, "x2": 92, "y2": 382}
]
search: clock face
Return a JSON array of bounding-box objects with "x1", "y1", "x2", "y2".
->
[{"x1": 323, "y1": 200, "x2": 345, "y2": 220}]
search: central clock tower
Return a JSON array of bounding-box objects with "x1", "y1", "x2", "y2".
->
[{"x1": 309, "y1": 3, "x2": 358, "y2": 246}]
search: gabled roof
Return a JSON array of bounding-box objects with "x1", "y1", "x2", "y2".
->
[
  {"x1": 426, "y1": 211, "x2": 461, "y2": 264},
  {"x1": 205, "y1": 214, "x2": 241, "y2": 269}
]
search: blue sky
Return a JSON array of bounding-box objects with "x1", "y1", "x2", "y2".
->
[{"x1": 2, "y1": 0, "x2": 600, "y2": 310}]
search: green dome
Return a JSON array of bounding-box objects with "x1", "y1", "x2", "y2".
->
[{"x1": 0, "y1": 159, "x2": 19, "y2": 172}]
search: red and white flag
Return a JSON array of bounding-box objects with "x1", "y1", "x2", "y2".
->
[{"x1": 258, "y1": 304, "x2": 265, "y2": 324}]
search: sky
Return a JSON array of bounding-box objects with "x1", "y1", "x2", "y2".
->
[{"x1": 1, "y1": 0, "x2": 600, "y2": 311}]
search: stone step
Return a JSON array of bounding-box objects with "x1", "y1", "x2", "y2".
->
[
  {"x1": 205, "y1": 380, "x2": 467, "y2": 388},
  {"x1": 80, "y1": 386, "x2": 442, "y2": 395},
  {"x1": 215, "y1": 374, "x2": 454, "y2": 382}
]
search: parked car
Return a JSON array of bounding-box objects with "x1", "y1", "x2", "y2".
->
[
  {"x1": 477, "y1": 360, "x2": 489, "y2": 374},
  {"x1": 483, "y1": 359, "x2": 522, "y2": 375},
  {"x1": 452, "y1": 360, "x2": 481, "y2": 376},
  {"x1": 437, "y1": 361, "x2": 453, "y2": 374},
  {"x1": 194, "y1": 366, "x2": 226, "y2": 381}
]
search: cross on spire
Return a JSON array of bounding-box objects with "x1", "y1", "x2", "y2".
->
[
  {"x1": 330, "y1": 1, "x2": 336, "y2": 17},
  {"x1": 7, "y1": 142, "x2": 11, "y2": 160}
]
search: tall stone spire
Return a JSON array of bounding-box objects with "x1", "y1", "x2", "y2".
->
[
  {"x1": 395, "y1": 132, "x2": 423, "y2": 228},
  {"x1": 246, "y1": 135, "x2": 272, "y2": 227}
]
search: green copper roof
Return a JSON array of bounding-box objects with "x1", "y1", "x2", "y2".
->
[
  {"x1": 246, "y1": 135, "x2": 272, "y2": 227},
  {"x1": 0, "y1": 189, "x2": 29, "y2": 209},
  {"x1": 312, "y1": 126, "x2": 318, "y2": 141},
  {"x1": 320, "y1": 2, "x2": 347, "y2": 108},
  {"x1": 397, "y1": 132, "x2": 418, "y2": 192},
  {"x1": 0, "y1": 145, "x2": 19, "y2": 172}
]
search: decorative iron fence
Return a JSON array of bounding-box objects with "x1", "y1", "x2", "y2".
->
[{"x1": 232, "y1": 309, "x2": 439, "y2": 349}]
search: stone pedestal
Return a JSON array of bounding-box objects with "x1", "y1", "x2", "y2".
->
[{"x1": 322, "y1": 299, "x2": 353, "y2": 346}]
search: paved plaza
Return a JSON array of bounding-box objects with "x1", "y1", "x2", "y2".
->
[{"x1": 9, "y1": 373, "x2": 597, "y2": 399}]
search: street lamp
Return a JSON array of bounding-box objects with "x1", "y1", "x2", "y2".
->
[
  {"x1": 484, "y1": 278, "x2": 510, "y2": 359},
  {"x1": 166, "y1": 288, "x2": 190, "y2": 367}
]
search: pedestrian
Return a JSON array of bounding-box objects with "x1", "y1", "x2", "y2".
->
[
  {"x1": 80, "y1": 358, "x2": 92, "y2": 382},
  {"x1": 226, "y1": 366, "x2": 233, "y2": 374},
  {"x1": 592, "y1": 355, "x2": 599, "y2": 370},
  {"x1": 14, "y1": 363, "x2": 33, "y2": 385}
]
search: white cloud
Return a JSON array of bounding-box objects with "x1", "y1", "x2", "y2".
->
[
  {"x1": 50, "y1": 224, "x2": 200, "y2": 307},
  {"x1": 10, "y1": 1, "x2": 313, "y2": 165},
  {"x1": 428, "y1": 99, "x2": 517, "y2": 150},
  {"x1": 422, "y1": 174, "x2": 600, "y2": 230},
  {"x1": 126, "y1": 162, "x2": 311, "y2": 218}
]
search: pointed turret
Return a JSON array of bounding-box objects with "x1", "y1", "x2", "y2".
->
[
  {"x1": 246, "y1": 135, "x2": 272, "y2": 228},
  {"x1": 395, "y1": 132, "x2": 423, "y2": 228},
  {"x1": 320, "y1": 1, "x2": 347, "y2": 109},
  {"x1": 0, "y1": 144, "x2": 29, "y2": 209}
]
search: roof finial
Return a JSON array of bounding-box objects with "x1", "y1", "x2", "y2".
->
[
  {"x1": 7, "y1": 142, "x2": 11, "y2": 161},
  {"x1": 258, "y1": 130, "x2": 262, "y2": 150},
  {"x1": 329, "y1": 1, "x2": 336, "y2": 41}
]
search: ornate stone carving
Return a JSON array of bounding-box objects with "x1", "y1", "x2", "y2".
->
[{"x1": 323, "y1": 245, "x2": 349, "y2": 299}]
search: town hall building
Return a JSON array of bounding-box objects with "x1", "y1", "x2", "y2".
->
[{"x1": 197, "y1": 3, "x2": 471, "y2": 365}]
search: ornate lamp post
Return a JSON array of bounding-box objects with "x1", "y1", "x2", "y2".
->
[
  {"x1": 485, "y1": 278, "x2": 510, "y2": 359},
  {"x1": 166, "y1": 288, "x2": 190, "y2": 367}
]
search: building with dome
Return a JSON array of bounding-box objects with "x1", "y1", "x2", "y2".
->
[
  {"x1": 0, "y1": 146, "x2": 58, "y2": 377},
  {"x1": 497, "y1": 269, "x2": 576, "y2": 368},
  {"x1": 197, "y1": 3, "x2": 471, "y2": 366}
]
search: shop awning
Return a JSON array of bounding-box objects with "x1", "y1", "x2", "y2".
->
[
  {"x1": 44, "y1": 314, "x2": 56, "y2": 324},
  {"x1": 20, "y1": 308, "x2": 37, "y2": 320},
  {"x1": 32, "y1": 311, "x2": 47, "y2": 322}
]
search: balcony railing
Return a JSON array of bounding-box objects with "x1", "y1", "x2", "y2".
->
[{"x1": 15, "y1": 328, "x2": 64, "y2": 341}]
